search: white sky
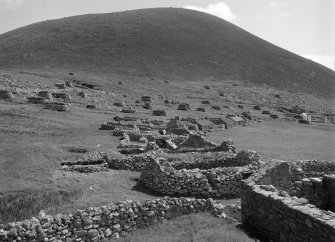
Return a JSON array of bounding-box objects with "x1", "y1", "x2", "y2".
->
[{"x1": 0, "y1": 0, "x2": 334, "y2": 70}]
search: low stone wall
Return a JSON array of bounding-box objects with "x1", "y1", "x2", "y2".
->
[
  {"x1": 241, "y1": 160, "x2": 335, "y2": 242},
  {"x1": 107, "y1": 154, "x2": 150, "y2": 171},
  {"x1": 139, "y1": 158, "x2": 254, "y2": 198},
  {"x1": 61, "y1": 152, "x2": 109, "y2": 173},
  {"x1": 292, "y1": 160, "x2": 335, "y2": 180},
  {"x1": 106, "y1": 150, "x2": 260, "y2": 172},
  {"x1": 0, "y1": 197, "x2": 226, "y2": 241},
  {"x1": 171, "y1": 150, "x2": 260, "y2": 170}
]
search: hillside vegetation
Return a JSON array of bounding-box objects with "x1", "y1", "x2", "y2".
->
[{"x1": 0, "y1": 8, "x2": 334, "y2": 98}]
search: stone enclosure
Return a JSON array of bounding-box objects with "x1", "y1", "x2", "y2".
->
[
  {"x1": 139, "y1": 156, "x2": 258, "y2": 198},
  {"x1": 241, "y1": 159, "x2": 335, "y2": 242}
]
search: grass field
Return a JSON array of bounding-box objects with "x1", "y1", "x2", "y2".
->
[
  {"x1": 117, "y1": 213, "x2": 254, "y2": 242},
  {"x1": 0, "y1": 94, "x2": 334, "y2": 225}
]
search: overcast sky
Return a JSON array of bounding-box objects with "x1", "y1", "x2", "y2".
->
[{"x1": 0, "y1": 0, "x2": 334, "y2": 70}]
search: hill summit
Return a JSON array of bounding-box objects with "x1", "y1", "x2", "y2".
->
[{"x1": 0, "y1": 8, "x2": 334, "y2": 97}]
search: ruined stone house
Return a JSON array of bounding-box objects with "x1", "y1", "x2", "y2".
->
[
  {"x1": 141, "y1": 96, "x2": 152, "y2": 102},
  {"x1": 229, "y1": 116, "x2": 246, "y2": 126},
  {"x1": 194, "y1": 119, "x2": 214, "y2": 132},
  {"x1": 177, "y1": 103, "x2": 190, "y2": 111},
  {"x1": 152, "y1": 109, "x2": 166, "y2": 116}
]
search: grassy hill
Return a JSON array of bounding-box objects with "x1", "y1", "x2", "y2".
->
[{"x1": 0, "y1": 8, "x2": 334, "y2": 98}]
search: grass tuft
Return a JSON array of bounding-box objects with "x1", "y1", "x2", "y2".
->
[{"x1": 0, "y1": 189, "x2": 82, "y2": 224}]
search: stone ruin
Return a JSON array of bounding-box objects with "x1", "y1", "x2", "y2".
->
[
  {"x1": 241, "y1": 159, "x2": 335, "y2": 242},
  {"x1": 139, "y1": 153, "x2": 260, "y2": 198}
]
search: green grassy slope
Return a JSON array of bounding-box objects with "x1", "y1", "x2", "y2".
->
[
  {"x1": 117, "y1": 213, "x2": 253, "y2": 242},
  {"x1": 0, "y1": 8, "x2": 334, "y2": 97}
]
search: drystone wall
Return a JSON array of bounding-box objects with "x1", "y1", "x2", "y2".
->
[
  {"x1": 292, "y1": 160, "x2": 335, "y2": 180},
  {"x1": 107, "y1": 154, "x2": 150, "y2": 171},
  {"x1": 106, "y1": 150, "x2": 260, "y2": 172},
  {"x1": 139, "y1": 157, "x2": 254, "y2": 198},
  {"x1": 290, "y1": 177, "x2": 325, "y2": 208},
  {"x1": 0, "y1": 197, "x2": 226, "y2": 242},
  {"x1": 171, "y1": 150, "x2": 260, "y2": 170},
  {"x1": 241, "y1": 182, "x2": 335, "y2": 242},
  {"x1": 61, "y1": 152, "x2": 108, "y2": 173},
  {"x1": 241, "y1": 160, "x2": 335, "y2": 242}
]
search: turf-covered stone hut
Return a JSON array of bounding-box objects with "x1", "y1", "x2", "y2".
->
[
  {"x1": 143, "y1": 102, "x2": 152, "y2": 109},
  {"x1": 253, "y1": 105, "x2": 261, "y2": 110},
  {"x1": 114, "y1": 101, "x2": 127, "y2": 108},
  {"x1": 55, "y1": 83, "x2": 66, "y2": 89},
  {"x1": 52, "y1": 93, "x2": 71, "y2": 101},
  {"x1": 196, "y1": 107, "x2": 206, "y2": 112},
  {"x1": 78, "y1": 92, "x2": 87, "y2": 98},
  {"x1": 0, "y1": 90, "x2": 14, "y2": 100},
  {"x1": 45, "y1": 102, "x2": 69, "y2": 111},
  {"x1": 65, "y1": 80, "x2": 73, "y2": 87},
  {"x1": 38, "y1": 91, "x2": 53, "y2": 100},
  {"x1": 152, "y1": 109, "x2": 166, "y2": 116},
  {"x1": 27, "y1": 96, "x2": 47, "y2": 104},
  {"x1": 177, "y1": 103, "x2": 190, "y2": 111},
  {"x1": 201, "y1": 100, "x2": 211, "y2": 104},
  {"x1": 194, "y1": 119, "x2": 214, "y2": 132},
  {"x1": 211, "y1": 105, "x2": 221, "y2": 110},
  {"x1": 208, "y1": 117, "x2": 233, "y2": 129},
  {"x1": 229, "y1": 116, "x2": 246, "y2": 126},
  {"x1": 241, "y1": 112, "x2": 252, "y2": 120},
  {"x1": 121, "y1": 108, "x2": 135, "y2": 113},
  {"x1": 166, "y1": 119, "x2": 191, "y2": 135},
  {"x1": 141, "y1": 96, "x2": 152, "y2": 102}
]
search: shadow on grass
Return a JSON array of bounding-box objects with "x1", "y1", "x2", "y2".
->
[
  {"x1": 131, "y1": 180, "x2": 162, "y2": 197},
  {"x1": 0, "y1": 188, "x2": 83, "y2": 224}
]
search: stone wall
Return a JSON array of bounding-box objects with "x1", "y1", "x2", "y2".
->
[
  {"x1": 139, "y1": 157, "x2": 254, "y2": 198},
  {"x1": 241, "y1": 160, "x2": 335, "y2": 242},
  {"x1": 292, "y1": 160, "x2": 335, "y2": 180},
  {"x1": 61, "y1": 152, "x2": 109, "y2": 173},
  {"x1": 322, "y1": 175, "x2": 335, "y2": 212},
  {"x1": 106, "y1": 150, "x2": 260, "y2": 172},
  {"x1": 0, "y1": 197, "x2": 226, "y2": 242},
  {"x1": 291, "y1": 177, "x2": 325, "y2": 208},
  {"x1": 241, "y1": 182, "x2": 335, "y2": 242},
  {"x1": 171, "y1": 150, "x2": 260, "y2": 170},
  {"x1": 107, "y1": 154, "x2": 150, "y2": 171}
]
